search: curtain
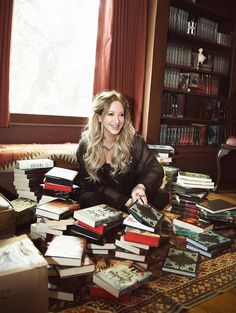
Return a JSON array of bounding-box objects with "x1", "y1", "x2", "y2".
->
[
  {"x1": 93, "y1": 0, "x2": 148, "y2": 131},
  {"x1": 0, "y1": 0, "x2": 13, "y2": 128}
]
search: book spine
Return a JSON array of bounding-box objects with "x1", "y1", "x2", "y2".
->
[{"x1": 16, "y1": 159, "x2": 54, "y2": 170}]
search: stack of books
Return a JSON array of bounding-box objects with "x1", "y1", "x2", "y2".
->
[
  {"x1": 175, "y1": 171, "x2": 214, "y2": 191},
  {"x1": 172, "y1": 215, "x2": 214, "y2": 234},
  {"x1": 13, "y1": 159, "x2": 54, "y2": 202},
  {"x1": 40, "y1": 166, "x2": 79, "y2": 204},
  {"x1": 185, "y1": 230, "x2": 232, "y2": 258},
  {"x1": 148, "y1": 144, "x2": 175, "y2": 165},
  {"x1": 71, "y1": 204, "x2": 124, "y2": 247}
]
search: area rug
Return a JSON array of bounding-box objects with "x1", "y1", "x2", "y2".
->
[{"x1": 49, "y1": 251, "x2": 236, "y2": 313}]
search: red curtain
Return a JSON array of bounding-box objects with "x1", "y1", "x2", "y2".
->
[
  {"x1": 0, "y1": 0, "x2": 13, "y2": 128},
  {"x1": 93, "y1": 0, "x2": 148, "y2": 131}
]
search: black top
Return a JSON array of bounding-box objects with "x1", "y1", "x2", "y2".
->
[{"x1": 76, "y1": 133, "x2": 164, "y2": 209}]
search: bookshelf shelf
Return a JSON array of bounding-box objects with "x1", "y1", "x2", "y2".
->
[{"x1": 143, "y1": 0, "x2": 236, "y2": 178}]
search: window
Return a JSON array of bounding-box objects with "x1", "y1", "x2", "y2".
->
[{"x1": 10, "y1": 0, "x2": 99, "y2": 118}]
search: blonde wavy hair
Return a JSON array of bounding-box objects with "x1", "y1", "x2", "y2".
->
[{"x1": 82, "y1": 90, "x2": 136, "y2": 182}]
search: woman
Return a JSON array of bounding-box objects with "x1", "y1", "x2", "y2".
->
[{"x1": 76, "y1": 90, "x2": 168, "y2": 211}]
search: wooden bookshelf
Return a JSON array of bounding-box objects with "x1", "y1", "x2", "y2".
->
[{"x1": 143, "y1": 0, "x2": 236, "y2": 178}]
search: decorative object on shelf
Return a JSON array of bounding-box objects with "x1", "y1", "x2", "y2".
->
[
  {"x1": 197, "y1": 48, "x2": 206, "y2": 70},
  {"x1": 187, "y1": 19, "x2": 196, "y2": 35}
]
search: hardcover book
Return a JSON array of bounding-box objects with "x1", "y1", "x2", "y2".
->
[
  {"x1": 178, "y1": 171, "x2": 212, "y2": 182},
  {"x1": 186, "y1": 230, "x2": 231, "y2": 251},
  {"x1": 73, "y1": 204, "x2": 123, "y2": 227},
  {"x1": 44, "y1": 166, "x2": 79, "y2": 186},
  {"x1": 45, "y1": 235, "x2": 87, "y2": 267},
  {"x1": 196, "y1": 199, "x2": 236, "y2": 214},
  {"x1": 16, "y1": 158, "x2": 54, "y2": 170},
  {"x1": 36, "y1": 198, "x2": 80, "y2": 220},
  {"x1": 123, "y1": 226, "x2": 160, "y2": 247},
  {"x1": 114, "y1": 247, "x2": 148, "y2": 263},
  {"x1": 123, "y1": 214, "x2": 156, "y2": 233},
  {"x1": 128, "y1": 201, "x2": 164, "y2": 230},
  {"x1": 186, "y1": 243, "x2": 231, "y2": 258},
  {"x1": 162, "y1": 246, "x2": 200, "y2": 277},
  {"x1": 55, "y1": 255, "x2": 95, "y2": 278},
  {"x1": 92, "y1": 262, "x2": 152, "y2": 298},
  {"x1": 173, "y1": 216, "x2": 213, "y2": 233}
]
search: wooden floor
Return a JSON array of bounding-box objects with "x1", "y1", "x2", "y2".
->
[{"x1": 184, "y1": 191, "x2": 236, "y2": 313}]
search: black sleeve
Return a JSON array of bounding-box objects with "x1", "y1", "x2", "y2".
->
[{"x1": 133, "y1": 134, "x2": 164, "y2": 198}]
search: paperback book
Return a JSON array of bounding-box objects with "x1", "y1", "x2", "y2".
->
[
  {"x1": 186, "y1": 230, "x2": 231, "y2": 251},
  {"x1": 73, "y1": 204, "x2": 123, "y2": 227},
  {"x1": 44, "y1": 166, "x2": 79, "y2": 186},
  {"x1": 92, "y1": 262, "x2": 152, "y2": 298},
  {"x1": 173, "y1": 216, "x2": 213, "y2": 233},
  {"x1": 16, "y1": 158, "x2": 54, "y2": 170},
  {"x1": 123, "y1": 226, "x2": 161, "y2": 247},
  {"x1": 162, "y1": 246, "x2": 200, "y2": 277}
]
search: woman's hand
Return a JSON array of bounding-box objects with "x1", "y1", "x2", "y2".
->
[{"x1": 131, "y1": 184, "x2": 147, "y2": 205}]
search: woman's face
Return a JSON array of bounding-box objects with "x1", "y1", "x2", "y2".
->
[{"x1": 99, "y1": 100, "x2": 125, "y2": 138}]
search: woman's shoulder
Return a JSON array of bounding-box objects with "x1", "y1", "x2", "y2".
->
[
  {"x1": 77, "y1": 136, "x2": 88, "y2": 154},
  {"x1": 132, "y1": 132, "x2": 146, "y2": 146}
]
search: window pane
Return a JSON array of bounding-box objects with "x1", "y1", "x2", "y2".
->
[{"x1": 10, "y1": 0, "x2": 99, "y2": 117}]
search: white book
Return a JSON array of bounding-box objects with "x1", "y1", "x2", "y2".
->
[
  {"x1": 16, "y1": 158, "x2": 54, "y2": 170},
  {"x1": 73, "y1": 204, "x2": 123, "y2": 227},
  {"x1": 115, "y1": 249, "x2": 147, "y2": 262},
  {"x1": 123, "y1": 214, "x2": 155, "y2": 233},
  {"x1": 115, "y1": 238, "x2": 141, "y2": 254}
]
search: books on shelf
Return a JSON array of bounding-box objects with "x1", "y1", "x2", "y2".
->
[
  {"x1": 73, "y1": 204, "x2": 123, "y2": 228},
  {"x1": 44, "y1": 166, "x2": 78, "y2": 186},
  {"x1": 16, "y1": 158, "x2": 54, "y2": 170},
  {"x1": 186, "y1": 230, "x2": 231, "y2": 252},
  {"x1": 123, "y1": 226, "x2": 161, "y2": 247},
  {"x1": 196, "y1": 199, "x2": 236, "y2": 214},
  {"x1": 128, "y1": 201, "x2": 164, "y2": 230},
  {"x1": 45, "y1": 235, "x2": 87, "y2": 267},
  {"x1": 92, "y1": 262, "x2": 152, "y2": 298},
  {"x1": 55, "y1": 255, "x2": 95, "y2": 278},
  {"x1": 36, "y1": 198, "x2": 80, "y2": 220},
  {"x1": 173, "y1": 216, "x2": 214, "y2": 233},
  {"x1": 162, "y1": 246, "x2": 200, "y2": 278}
]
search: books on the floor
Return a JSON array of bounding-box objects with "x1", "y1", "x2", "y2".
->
[
  {"x1": 123, "y1": 226, "x2": 161, "y2": 247},
  {"x1": 186, "y1": 230, "x2": 231, "y2": 252},
  {"x1": 11, "y1": 197, "x2": 37, "y2": 226},
  {"x1": 114, "y1": 247, "x2": 148, "y2": 263},
  {"x1": 128, "y1": 201, "x2": 164, "y2": 230},
  {"x1": 115, "y1": 237, "x2": 143, "y2": 254},
  {"x1": 16, "y1": 158, "x2": 54, "y2": 170},
  {"x1": 176, "y1": 179, "x2": 215, "y2": 190},
  {"x1": 196, "y1": 199, "x2": 236, "y2": 214},
  {"x1": 44, "y1": 166, "x2": 79, "y2": 186},
  {"x1": 173, "y1": 216, "x2": 214, "y2": 233},
  {"x1": 92, "y1": 262, "x2": 152, "y2": 298},
  {"x1": 73, "y1": 204, "x2": 123, "y2": 227},
  {"x1": 162, "y1": 246, "x2": 200, "y2": 277},
  {"x1": 36, "y1": 198, "x2": 80, "y2": 220},
  {"x1": 55, "y1": 255, "x2": 95, "y2": 278},
  {"x1": 186, "y1": 243, "x2": 231, "y2": 258},
  {"x1": 45, "y1": 235, "x2": 87, "y2": 267}
]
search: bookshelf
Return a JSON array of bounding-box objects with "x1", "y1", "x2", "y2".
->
[{"x1": 143, "y1": 0, "x2": 236, "y2": 178}]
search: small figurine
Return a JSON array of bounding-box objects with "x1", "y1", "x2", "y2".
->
[
  {"x1": 197, "y1": 48, "x2": 206, "y2": 69},
  {"x1": 187, "y1": 19, "x2": 196, "y2": 35}
]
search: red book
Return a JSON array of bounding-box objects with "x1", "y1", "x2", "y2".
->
[
  {"x1": 44, "y1": 182, "x2": 73, "y2": 192},
  {"x1": 89, "y1": 285, "x2": 131, "y2": 302},
  {"x1": 76, "y1": 220, "x2": 105, "y2": 235},
  {"x1": 123, "y1": 226, "x2": 160, "y2": 247}
]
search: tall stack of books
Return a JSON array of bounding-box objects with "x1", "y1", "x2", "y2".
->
[
  {"x1": 13, "y1": 158, "x2": 54, "y2": 202},
  {"x1": 175, "y1": 171, "x2": 214, "y2": 191},
  {"x1": 148, "y1": 144, "x2": 175, "y2": 165}
]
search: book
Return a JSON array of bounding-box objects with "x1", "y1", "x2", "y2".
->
[
  {"x1": 128, "y1": 201, "x2": 164, "y2": 230},
  {"x1": 186, "y1": 230, "x2": 231, "y2": 252},
  {"x1": 44, "y1": 166, "x2": 79, "y2": 186},
  {"x1": 123, "y1": 214, "x2": 156, "y2": 233},
  {"x1": 55, "y1": 255, "x2": 95, "y2": 278},
  {"x1": 16, "y1": 158, "x2": 54, "y2": 170},
  {"x1": 114, "y1": 247, "x2": 148, "y2": 263},
  {"x1": 147, "y1": 144, "x2": 175, "y2": 154},
  {"x1": 115, "y1": 237, "x2": 142, "y2": 254},
  {"x1": 186, "y1": 243, "x2": 231, "y2": 258},
  {"x1": 173, "y1": 216, "x2": 213, "y2": 233},
  {"x1": 176, "y1": 179, "x2": 214, "y2": 190},
  {"x1": 162, "y1": 246, "x2": 200, "y2": 277},
  {"x1": 123, "y1": 226, "x2": 160, "y2": 247},
  {"x1": 45, "y1": 235, "x2": 86, "y2": 267},
  {"x1": 43, "y1": 181, "x2": 78, "y2": 192},
  {"x1": 75, "y1": 218, "x2": 123, "y2": 236},
  {"x1": 196, "y1": 199, "x2": 236, "y2": 214},
  {"x1": 73, "y1": 204, "x2": 123, "y2": 227},
  {"x1": 92, "y1": 262, "x2": 152, "y2": 298},
  {"x1": 30, "y1": 222, "x2": 64, "y2": 236},
  {"x1": 177, "y1": 171, "x2": 212, "y2": 183},
  {"x1": 36, "y1": 198, "x2": 80, "y2": 220}
]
